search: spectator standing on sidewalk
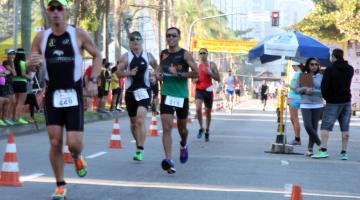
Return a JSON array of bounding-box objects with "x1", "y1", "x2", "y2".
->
[
  {"x1": 286, "y1": 62, "x2": 302, "y2": 145},
  {"x1": 312, "y1": 49, "x2": 354, "y2": 160},
  {"x1": 295, "y1": 58, "x2": 323, "y2": 156}
]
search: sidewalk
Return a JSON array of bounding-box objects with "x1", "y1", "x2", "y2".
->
[{"x1": 0, "y1": 111, "x2": 126, "y2": 139}]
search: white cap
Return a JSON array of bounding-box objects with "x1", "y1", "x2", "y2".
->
[{"x1": 291, "y1": 61, "x2": 301, "y2": 66}]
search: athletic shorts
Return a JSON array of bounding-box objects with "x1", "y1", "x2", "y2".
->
[
  {"x1": 112, "y1": 88, "x2": 120, "y2": 96},
  {"x1": 287, "y1": 98, "x2": 300, "y2": 109},
  {"x1": 160, "y1": 95, "x2": 189, "y2": 119},
  {"x1": 44, "y1": 89, "x2": 84, "y2": 131},
  {"x1": 235, "y1": 89, "x2": 241, "y2": 96},
  {"x1": 261, "y1": 94, "x2": 268, "y2": 101},
  {"x1": 98, "y1": 86, "x2": 109, "y2": 98},
  {"x1": 225, "y1": 89, "x2": 234, "y2": 96},
  {"x1": 13, "y1": 81, "x2": 27, "y2": 93},
  {"x1": 195, "y1": 89, "x2": 213, "y2": 109},
  {"x1": 125, "y1": 89, "x2": 151, "y2": 117},
  {"x1": 0, "y1": 86, "x2": 5, "y2": 97},
  {"x1": 321, "y1": 103, "x2": 352, "y2": 132}
]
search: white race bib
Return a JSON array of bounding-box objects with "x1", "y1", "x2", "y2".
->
[
  {"x1": 206, "y1": 85, "x2": 213, "y2": 92},
  {"x1": 165, "y1": 96, "x2": 184, "y2": 108},
  {"x1": 53, "y1": 89, "x2": 79, "y2": 108},
  {"x1": 134, "y1": 88, "x2": 149, "y2": 101}
]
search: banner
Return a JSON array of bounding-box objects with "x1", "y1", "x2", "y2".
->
[{"x1": 191, "y1": 39, "x2": 257, "y2": 53}]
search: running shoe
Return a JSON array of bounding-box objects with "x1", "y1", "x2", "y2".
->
[
  {"x1": 51, "y1": 186, "x2": 67, "y2": 200},
  {"x1": 340, "y1": 152, "x2": 348, "y2": 160},
  {"x1": 290, "y1": 139, "x2": 301, "y2": 146},
  {"x1": 74, "y1": 155, "x2": 87, "y2": 177},
  {"x1": 180, "y1": 144, "x2": 188, "y2": 164},
  {"x1": 197, "y1": 129, "x2": 204, "y2": 139},
  {"x1": 305, "y1": 150, "x2": 313, "y2": 157},
  {"x1": 4, "y1": 119, "x2": 15, "y2": 126},
  {"x1": 161, "y1": 159, "x2": 176, "y2": 174},
  {"x1": 204, "y1": 132, "x2": 210, "y2": 142},
  {"x1": 15, "y1": 118, "x2": 29, "y2": 125},
  {"x1": 133, "y1": 150, "x2": 144, "y2": 161},
  {"x1": 0, "y1": 120, "x2": 6, "y2": 126},
  {"x1": 311, "y1": 150, "x2": 329, "y2": 159}
]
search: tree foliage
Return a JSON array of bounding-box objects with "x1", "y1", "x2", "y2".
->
[{"x1": 293, "y1": 0, "x2": 360, "y2": 42}]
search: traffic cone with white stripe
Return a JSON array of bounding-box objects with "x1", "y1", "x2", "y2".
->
[
  {"x1": 0, "y1": 133, "x2": 22, "y2": 186},
  {"x1": 63, "y1": 145, "x2": 73, "y2": 164},
  {"x1": 148, "y1": 112, "x2": 159, "y2": 136},
  {"x1": 108, "y1": 117, "x2": 123, "y2": 148}
]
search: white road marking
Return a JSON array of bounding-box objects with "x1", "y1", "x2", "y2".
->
[
  {"x1": 27, "y1": 176, "x2": 360, "y2": 199},
  {"x1": 284, "y1": 184, "x2": 292, "y2": 197},
  {"x1": 281, "y1": 160, "x2": 289, "y2": 166},
  {"x1": 20, "y1": 173, "x2": 44, "y2": 182},
  {"x1": 130, "y1": 140, "x2": 136, "y2": 143},
  {"x1": 86, "y1": 152, "x2": 107, "y2": 159}
]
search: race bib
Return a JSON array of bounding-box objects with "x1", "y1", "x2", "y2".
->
[
  {"x1": 134, "y1": 88, "x2": 149, "y2": 101},
  {"x1": 165, "y1": 96, "x2": 184, "y2": 108},
  {"x1": 53, "y1": 89, "x2": 78, "y2": 108},
  {"x1": 206, "y1": 85, "x2": 213, "y2": 92}
]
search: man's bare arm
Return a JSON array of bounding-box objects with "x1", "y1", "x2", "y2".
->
[
  {"x1": 183, "y1": 51, "x2": 199, "y2": 78},
  {"x1": 26, "y1": 32, "x2": 43, "y2": 71},
  {"x1": 209, "y1": 61, "x2": 221, "y2": 82},
  {"x1": 78, "y1": 28, "x2": 101, "y2": 78},
  {"x1": 116, "y1": 53, "x2": 130, "y2": 77}
]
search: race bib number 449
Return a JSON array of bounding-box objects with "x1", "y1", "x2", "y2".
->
[
  {"x1": 53, "y1": 89, "x2": 79, "y2": 108},
  {"x1": 165, "y1": 96, "x2": 184, "y2": 108}
]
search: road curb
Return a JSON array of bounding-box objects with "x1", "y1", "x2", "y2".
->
[{"x1": 0, "y1": 111, "x2": 127, "y2": 139}]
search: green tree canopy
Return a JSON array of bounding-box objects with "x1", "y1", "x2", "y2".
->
[{"x1": 293, "y1": 0, "x2": 360, "y2": 43}]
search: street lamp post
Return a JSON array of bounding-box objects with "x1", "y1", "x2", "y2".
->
[{"x1": 187, "y1": 12, "x2": 247, "y2": 51}]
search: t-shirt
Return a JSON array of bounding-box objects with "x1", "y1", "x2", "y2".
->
[
  {"x1": 13, "y1": 60, "x2": 27, "y2": 82},
  {"x1": 0, "y1": 65, "x2": 6, "y2": 85},
  {"x1": 288, "y1": 71, "x2": 301, "y2": 100}
]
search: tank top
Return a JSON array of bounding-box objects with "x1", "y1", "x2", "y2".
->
[
  {"x1": 196, "y1": 63, "x2": 212, "y2": 90},
  {"x1": 125, "y1": 51, "x2": 150, "y2": 91},
  {"x1": 160, "y1": 48, "x2": 189, "y2": 98},
  {"x1": 41, "y1": 26, "x2": 83, "y2": 91},
  {"x1": 226, "y1": 75, "x2": 235, "y2": 91}
]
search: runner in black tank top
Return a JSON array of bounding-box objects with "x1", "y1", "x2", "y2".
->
[
  {"x1": 116, "y1": 31, "x2": 158, "y2": 161},
  {"x1": 26, "y1": 1, "x2": 102, "y2": 198}
]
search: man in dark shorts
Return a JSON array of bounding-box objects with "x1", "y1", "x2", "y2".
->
[
  {"x1": 116, "y1": 31, "x2": 158, "y2": 161},
  {"x1": 26, "y1": 0, "x2": 102, "y2": 199},
  {"x1": 260, "y1": 80, "x2": 268, "y2": 111},
  {"x1": 194, "y1": 48, "x2": 220, "y2": 142},
  {"x1": 157, "y1": 27, "x2": 199, "y2": 174}
]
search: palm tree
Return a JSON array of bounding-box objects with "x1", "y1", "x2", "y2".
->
[{"x1": 21, "y1": 0, "x2": 32, "y2": 54}]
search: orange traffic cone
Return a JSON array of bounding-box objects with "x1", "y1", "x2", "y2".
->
[
  {"x1": 0, "y1": 133, "x2": 22, "y2": 186},
  {"x1": 63, "y1": 145, "x2": 73, "y2": 164},
  {"x1": 172, "y1": 117, "x2": 177, "y2": 128},
  {"x1": 290, "y1": 185, "x2": 303, "y2": 200},
  {"x1": 148, "y1": 113, "x2": 159, "y2": 136},
  {"x1": 108, "y1": 117, "x2": 123, "y2": 148}
]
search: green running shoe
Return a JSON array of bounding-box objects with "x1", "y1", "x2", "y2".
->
[
  {"x1": 340, "y1": 152, "x2": 348, "y2": 160},
  {"x1": 0, "y1": 120, "x2": 7, "y2": 126},
  {"x1": 311, "y1": 150, "x2": 329, "y2": 159},
  {"x1": 51, "y1": 186, "x2": 67, "y2": 200},
  {"x1": 74, "y1": 155, "x2": 87, "y2": 177},
  {"x1": 15, "y1": 118, "x2": 29, "y2": 125},
  {"x1": 133, "y1": 150, "x2": 144, "y2": 161}
]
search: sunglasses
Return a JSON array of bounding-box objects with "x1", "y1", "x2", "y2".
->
[
  {"x1": 310, "y1": 63, "x2": 319, "y2": 66},
  {"x1": 48, "y1": 5, "x2": 65, "y2": 12},
  {"x1": 199, "y1": 52, "x2": 207, "y2": 55},
  {"x1": 166, "y1": 34, "x2": 178, "y2": 38},
  {"x1": 130, "y1": 36, "x2": 142, "y2": 42}
]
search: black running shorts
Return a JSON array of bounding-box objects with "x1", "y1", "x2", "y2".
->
[
  {"x1": 160, "y1": 95, "x2": 189, "y2": 119},
  {"x1": 44, "y1": 89, "x2": 84, "y2": 131},
  {"x1": 195, "y1": 89, "x2": 213, "y2": 109},
  {"x1": 125, "y1": 89, "x2": 151, "y2": 117}
]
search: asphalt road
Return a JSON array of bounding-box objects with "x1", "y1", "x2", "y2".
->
[{"x1": 1, "y1": 100, "x2": 360, "y2": 200}]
